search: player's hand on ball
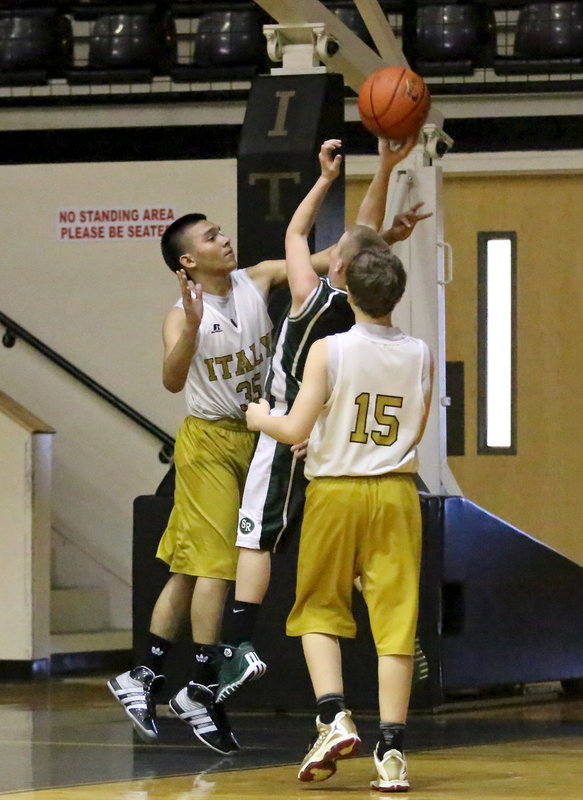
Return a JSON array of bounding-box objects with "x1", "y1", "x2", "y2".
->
[
  {"x1": 379, "y1": 133, "x2": 417, "y2": 165},
  {"x1": 246, "y1": 398, "x2": 270, "y2": 430}
]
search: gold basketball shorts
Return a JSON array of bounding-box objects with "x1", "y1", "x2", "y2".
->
[
  {"x1": 156, "y1": 415, "x2": 257, "y2": 580},
  {"x1": 286, "y1": 473, "x2": 422, "y2": 655}
]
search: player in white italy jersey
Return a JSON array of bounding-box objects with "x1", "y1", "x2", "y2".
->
[{"x1": 108, "y1": 211, "x2": 329, "y2": 753}]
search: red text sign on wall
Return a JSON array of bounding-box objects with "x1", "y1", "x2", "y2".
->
[{"x1": 57, "y1": 208, "x2": 177, "y2": 241}]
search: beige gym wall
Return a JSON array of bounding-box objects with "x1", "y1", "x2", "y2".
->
[{"x1": 0, "y1": 158, "x2": 238, "y2": 629}]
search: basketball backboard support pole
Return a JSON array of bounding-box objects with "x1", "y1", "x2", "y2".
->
[{"x1": 388, "y1": 140, "x2": 461, "y2": 496}]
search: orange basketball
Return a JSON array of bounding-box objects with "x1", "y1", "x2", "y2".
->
[{"x1": 358, "y1": 66, "x2": 431, "y2": 141}]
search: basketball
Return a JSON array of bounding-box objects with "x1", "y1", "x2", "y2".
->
[{"x1": 358, "y1": 66, "x2": 431, "y2": 141}]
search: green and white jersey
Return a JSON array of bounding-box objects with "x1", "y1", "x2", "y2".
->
[
  {"x1": 266, "y1": 277, "x2": 354, "y2": 412},
  {"x1": 305, "y1": 323, "x2": 431, "y2": 479}
]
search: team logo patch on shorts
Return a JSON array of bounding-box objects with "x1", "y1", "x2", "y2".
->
[{"x1": 239, "y1": 517, "x2": 255, "y2": 534}]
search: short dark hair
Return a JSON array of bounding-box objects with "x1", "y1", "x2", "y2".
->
[
  {"x1": 161, "y1": 213, "x2": 207, "y2": 272},
  {"x1": 340, "y1": 224, "x2": 389, "y2": 267},
  {"x1": 346, "y1": 248, "x2": 407, "y2": 318}
]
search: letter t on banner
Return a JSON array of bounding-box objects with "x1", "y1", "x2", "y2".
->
[{"x1": 238, "y1": 73, "x2": 345, "y2": 320}]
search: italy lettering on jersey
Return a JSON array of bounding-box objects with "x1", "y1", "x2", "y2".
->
[
  {"x1": 305, "y1": 324, "x2": 431, "y2": 479},
  {"x1": 176, "y1": 270, "x2": 272, "y2": 420},
  {"x1": 266, "y1": 278, "x2": 354, "y2": 412}
]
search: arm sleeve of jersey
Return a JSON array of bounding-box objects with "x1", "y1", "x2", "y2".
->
[
  {"x1": 237, "y1": 267, "x2": 269, "y2": 302},
  {"x1": 420, "y1": 341, "x2": 432, "y2": 399},
  {"x1": 326, "y1": 335, "x2": 339, "y2": 399},
  {"x1": 174, "y1": 297, "x2": 184, "y2": 309},
  {"x1": 288, "y1": 279, "x2": 323, "y2": 321}
]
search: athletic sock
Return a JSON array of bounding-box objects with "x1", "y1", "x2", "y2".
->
[
  {"x1": 317, "y1": 693, "x2": 346, "y2": 724},
  {"x1": 223, "y1": 601, "x2": 260, "y2": 646},
  {"x1": 378, "y1": 722, "x2": 406, "y2": 756},
  {"x1": 191, "y1": 643, "x2": 226, "y2": 686},
  {"x1": 141, "y1": 633, "x2": 172, "y2": 674}
]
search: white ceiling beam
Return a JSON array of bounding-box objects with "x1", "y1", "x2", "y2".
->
[
  {"x1": 353, "y1": 0, "x2": 407, "y2": 65},
  {"x1": 253, "y1": 0, "x2": 406, "y2": 91}
]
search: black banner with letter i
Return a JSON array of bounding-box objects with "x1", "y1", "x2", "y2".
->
[{"x1": 237, "y1": 73, "x2": 345, "y2": 295}]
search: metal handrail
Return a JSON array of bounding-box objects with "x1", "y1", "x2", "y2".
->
[{"x1": 0, "y1": 309, "x2": 174, "y2": 463}]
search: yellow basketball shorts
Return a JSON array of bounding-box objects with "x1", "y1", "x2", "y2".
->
[
  {"x1": 156, "y1": 415, "x2": 257, "y2": 580},
  {"x1": 286, "y1": 473, "x2": 422, "y2": 656}
]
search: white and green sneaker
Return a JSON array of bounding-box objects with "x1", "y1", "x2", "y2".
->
[{"x1": 215, "y1": 642, "x2": 267, "y2": 703}]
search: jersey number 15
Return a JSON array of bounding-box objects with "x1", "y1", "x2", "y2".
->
[{"x1": 350, "y1": 392, "x2": 403, "y2": 446}]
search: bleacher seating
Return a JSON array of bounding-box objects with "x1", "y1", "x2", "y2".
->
[
  {"x1": 327, "y1": 2, "x2": 376, "y2": 51},
  {"x1": 0, "y1": 1, "x2": 69, "y2": 8},
  {"x1": 172, "y1": 7, "x2": 266, "y2": 83},
  {"x1": 494, "y1": 1, "x2": 583, "y2": 74},
  {"x1": 67, "y1": 3, "x2": 176, "y2": 84},
  {"x1": 0, "y1": 1, "x2": 581, "y2": 97},
  {"x1": 195, "y1": 9, "x2": 263, "y2": 68},
  {"x1": 414, "y1": 3, "x2": 497, "y2": 77},
  {"x1": 0, "y1": 5, "x2": 73, "y2": 85}
]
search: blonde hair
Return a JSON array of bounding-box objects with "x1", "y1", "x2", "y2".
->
[{"x1": 339, "y1": 225, "x2": 389, "y2": 267}]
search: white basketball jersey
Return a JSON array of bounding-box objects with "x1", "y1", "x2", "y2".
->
[
  {"x1": 305, "y1": 324, "x2": 431, "y2": 479},
  {"x1": 176, "y1": 270, "x2": 272, "y2": 420}
]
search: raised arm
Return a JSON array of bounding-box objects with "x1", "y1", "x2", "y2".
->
[
  {"x1": 286, "y1": 139, "x2": 343, "y2": 315},
  {"x1": 244, "y1": 245, "x2": 334, "y2": 296},
  {"x1": 162, "y1": 269, "x2": 203, "y2": 393},
  {"x1": 246, "y1": 141, "x2": 341, "y2": 301},
  {"x1": 356, "y1": 135, "x2": 417, "y2": 231}
]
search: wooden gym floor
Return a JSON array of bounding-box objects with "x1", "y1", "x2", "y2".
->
[{"x1": 0, "y1": 676, "x2": 581, "y2": 799}]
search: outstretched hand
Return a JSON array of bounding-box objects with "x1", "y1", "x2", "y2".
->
[
  {"x1": 177, "y1": 269, "x2": 203, "y2": 330},
  {"x1": 388, "y1": 202, "x2": 433, "y2": 243},
  {"x1": 318, "y1": 138, "x2": 343, "y2": 182}
]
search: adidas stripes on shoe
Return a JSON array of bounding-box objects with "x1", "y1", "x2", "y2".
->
[
  {"x1": 107, "y1": 666, "x2": 164, "y2": 743},
  {"x1": 169, "y1": 682, "x2": 239, "y2": 755},
  {"x1": 215, "y1": 642, "x2": 267, "y2": 703}
]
